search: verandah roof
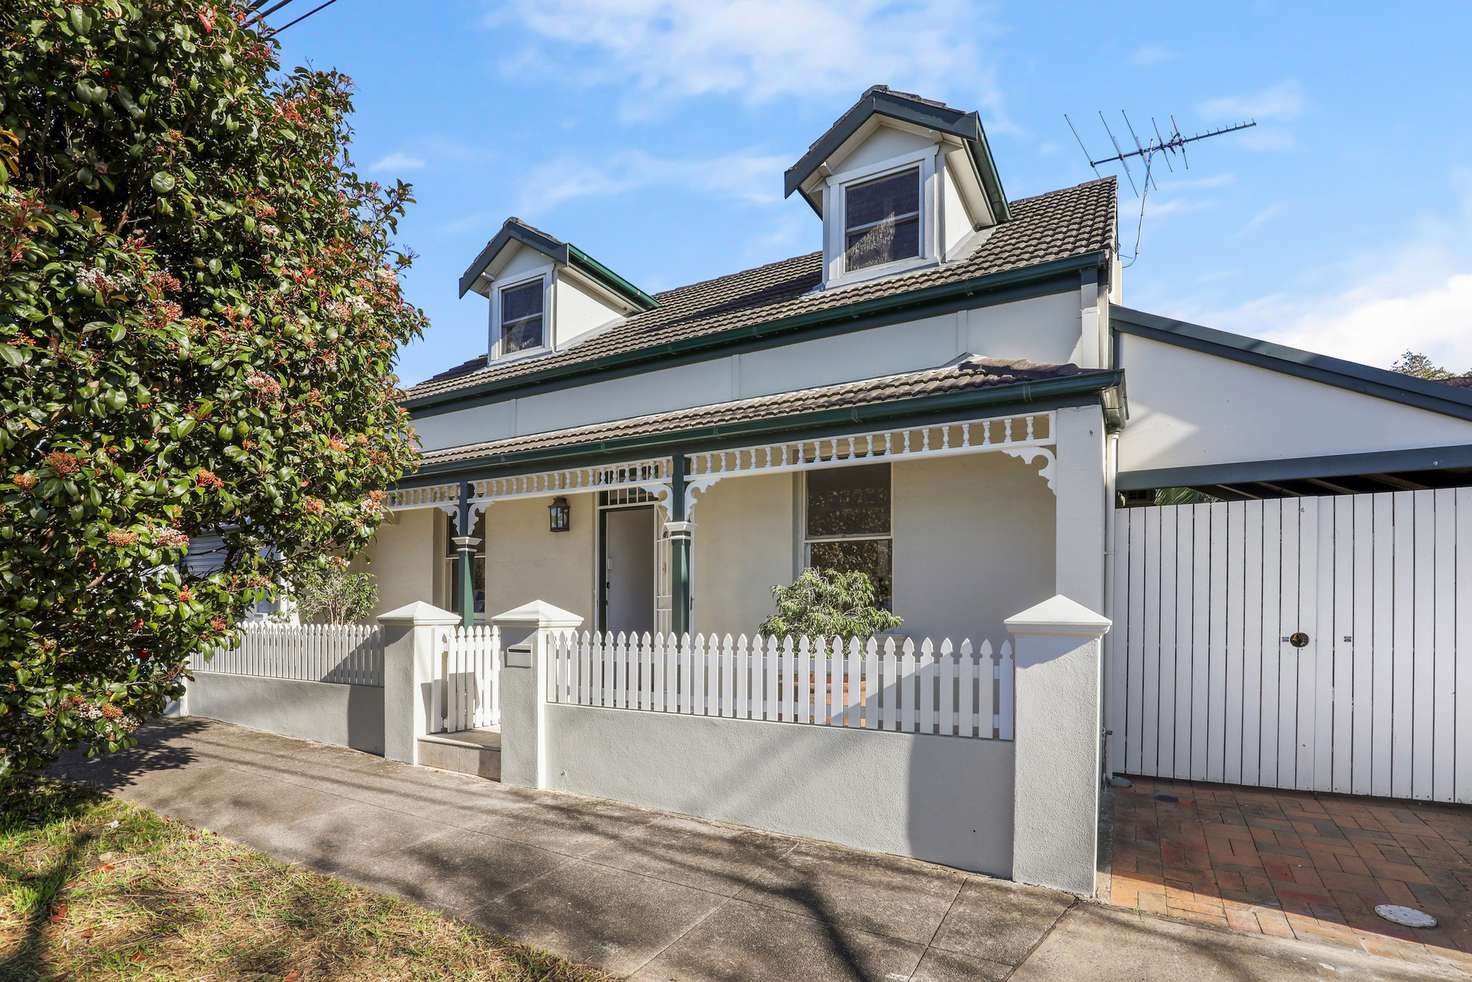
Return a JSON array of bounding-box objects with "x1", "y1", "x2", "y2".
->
[{"x1": 410, "y1": 356, "x2": 1118, "y2": 480}]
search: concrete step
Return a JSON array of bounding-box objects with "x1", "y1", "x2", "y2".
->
[{"x1": 417, "y1": 728, "x2": 501, "y2": 780}]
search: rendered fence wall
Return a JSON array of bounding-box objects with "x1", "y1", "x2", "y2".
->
[
  {"x1": 544, "y1": 704, "x2": 1014, "y2": 875},
  {"x1": 536, "y1": 629, "x2": 1016, "y2": 874},
  {"x1": 183, "y1": 622, "x2": 386, "y2": 754},
  {"x1": 186, "y1": 673, "x2": 385, "y2": 754}
]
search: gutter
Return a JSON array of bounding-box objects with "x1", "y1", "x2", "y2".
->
[
  {"x1": 402, "y1": 368, "x2": 1123, "y2": 486},
  {"x1": 407, "y1": 250, "x2": 1109, "y2": 412}
]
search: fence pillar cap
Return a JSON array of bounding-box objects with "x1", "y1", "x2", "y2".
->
[
  {"x1": 491, "y1": 599, "x2": 584, "y2": 630},
  {"x1": 377, "y1": 600, "x2": 461, "y2": 627},
  {"x1": 1005, "y1": 594, "x2": 1111, "y2": 638}
]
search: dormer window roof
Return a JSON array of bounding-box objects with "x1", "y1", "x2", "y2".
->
[{"x1": 457, "y1": 217, "x2": 657, "y2": 310}]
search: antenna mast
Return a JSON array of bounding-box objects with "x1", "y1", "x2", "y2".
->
[{"x1": 1064, "y1": 112, "x2": 1257, "y2": 266}]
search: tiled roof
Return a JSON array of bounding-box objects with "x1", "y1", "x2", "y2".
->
[
  {"x1": 418, "y1": 356, "x2": 1108, "y2": 467},
  {"x1": 406, "y1": 177, "x2": 1117, "y2": 403},
  {"x1": 1439, "y1": 375, "x2": 1472, "y2": 389}
]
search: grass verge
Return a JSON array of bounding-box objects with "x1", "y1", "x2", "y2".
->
[{"x1": 0, "y1": 780, "x2": 605, "y2": 981}]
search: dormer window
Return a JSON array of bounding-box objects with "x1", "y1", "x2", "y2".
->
[
  {"x1": 461, "y1": 218, "x2": 658, "y2": 365},
  {"x1": 499, "y1": 277, "x2": 545, "y2": 355},
  {"x1": 784, "y1": 87, "x2": 1013, "y2": 290},
  {"x1": 843, "y1": 166, "x2": 921, "y2": 272}
]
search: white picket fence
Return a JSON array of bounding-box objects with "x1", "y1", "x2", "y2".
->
[
  {"x1": 548, "y1": 632, "x2": 1015, "y2": 740},
  {"x1": 190, "y1": 622, "x2": 385, "y2": 686},
  {"x1": 433, "y1": 624, "x2": 502, "y2": 732}
]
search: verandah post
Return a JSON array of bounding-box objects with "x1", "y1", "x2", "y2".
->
[
  {"x1": 667, "y1": 452, "x2": 692, "y2": 636},
  {"x1": 452, "y1": 479, "x2": 480, "y2": 628}
]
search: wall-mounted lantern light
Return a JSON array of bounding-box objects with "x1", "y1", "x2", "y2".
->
[{"x1": 548, "y1": 496, "x2": 571, "y2": 533}]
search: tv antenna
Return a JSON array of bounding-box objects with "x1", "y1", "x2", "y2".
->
[{"x1": 1064, "y1": 112, "x2": 1256, "y2": 266}]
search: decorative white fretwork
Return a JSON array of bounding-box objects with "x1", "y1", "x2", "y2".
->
[
  {"x1": 683, "y1": 412, "x2": 1057, "y2": 496},
  {"x1": 999, "y1": 447, "x2": 1057, "y2": 492},
  {"x1": 387, "y1": 458, "x2": 672, "y2": 514},
  {"x1": 389, "y1": 411, "x2": 1059, "y2": 519}
]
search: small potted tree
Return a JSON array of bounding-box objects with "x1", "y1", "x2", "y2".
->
[{"x1": 760, "y1": 568, "x2": 900, "y2": 712}]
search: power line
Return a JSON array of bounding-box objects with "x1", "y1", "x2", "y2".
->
[
  {"x1": 266, "y1": 0, "x2": 340, "y2": 36},
  {"x1": 244, "y1": 0, "x2": 297, "y2": 28}
]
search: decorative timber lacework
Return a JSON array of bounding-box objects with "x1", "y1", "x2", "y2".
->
[
  {"x1": 680, "y1": 412, "x2": 1057, "y2": 518},
  {"x1": 387, "y1": 458, "x2": 672, "y2": 527},
  {"x1": 387, "y1": 411, "x2": 1056, "y2": 520}
]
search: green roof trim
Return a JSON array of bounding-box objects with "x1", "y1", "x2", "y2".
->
[
  {"x1": 408, "y1": 250, "x2": 1106, "y2": 412},
  {"x1": 567, "y1": 243, "x2": 658, "y2": 311},
  {"x1": 401, "y1": 368, "x2": 1121, "y2": 486},
  {"x1": 1117, "y1": 444, "x2": 1472, "y2": 493},
  {"x1": 456, "y1": 217, "x2": 656, "y2": 312},
  {"x1": 1112, "y1": 305, "x2": 1472, "y2": 423},
  {"x1": 783, "y1": 87, "x2": 1011, "y2": 223}
]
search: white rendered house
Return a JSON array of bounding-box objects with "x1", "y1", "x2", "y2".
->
[{"x1": 360, "y1": 86, "x2": 1472, "y2": 805}]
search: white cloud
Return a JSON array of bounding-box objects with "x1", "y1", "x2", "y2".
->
[
  {"x1": 489, "y1": 0, "x2": 1008, "y2": 124},
  {"x1": 368, "y1": 151, "x2": 426, "y2": 174},
  {"x1": 516, "y1": 148, "x2": 790, "y2": 214},
  {"x1": 1158, "y1": 171, "x2": 1472, "y2": 372},
  {"x1": 1237, "y1": 202, "x2": 1284, "y2": 237},
  {"x1": 1129, "y1": 44, "x2": 1178, "y2": 67},
  {"x1": 1142, "y1": 196, "x2": 1216, "y2": 220},
  {"x1": 1154, "y1": 172, "x2": 1236, "y2": 193},
  {"x1": 1197, "y1": 80, "x2": 1306, "y2": 122}
]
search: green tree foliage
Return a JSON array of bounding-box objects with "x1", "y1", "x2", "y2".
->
[
  {"x1": 1391, "y1": 351, "x2": 1468, "y2": 380},
  {"x1": 759, "y1": 567, "x2": 902, "y2": 640},
  {"x1": 286, "y1": 557, "x2": 377, "y2": 624},
  {"x1": 0, "y1": 1, "x2": 427, "y2": 790}
]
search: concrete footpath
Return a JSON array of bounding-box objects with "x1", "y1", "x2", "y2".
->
[{"x1": 53, "y1": 720, "x2": 1462, "y2": 981}]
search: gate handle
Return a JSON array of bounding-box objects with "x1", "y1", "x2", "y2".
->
[{"x1": 1284, "y1": 632, "x2": 1309, "y2": 648}]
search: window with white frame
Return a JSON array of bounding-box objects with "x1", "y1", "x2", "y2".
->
[
  {"x1": 843, "y1": 166, "x2": 921, "y2": 272},
  {"x1": 499, "y1": 278, "x2": 545, "y2": 355},
  {"x1": 803, "y1": 463, "x2": 892, "y2": 607}
]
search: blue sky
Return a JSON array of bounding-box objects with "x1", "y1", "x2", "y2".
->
[{"x1": 273, "y1": 1, "x2": 1472, "y2": 386}]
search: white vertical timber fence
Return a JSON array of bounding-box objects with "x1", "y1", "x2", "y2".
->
[
  {"x1": 547, "y1": 632, "x2": 1014, "y2": 739},
  {"x1": 190, "y1": 622, "x2": 384, "y2": 686},
  {"x1": 433, "y1": 624, "x2": 502, "y2": 733},
  {"x1": 1108, "y1": 488, "x2": 1472, "y2": 804}
]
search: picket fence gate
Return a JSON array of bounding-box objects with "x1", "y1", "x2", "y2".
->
[
  {"x1": 548, "y1": 632, "x2": 1015, "y2": 740},
  {"x1": 191, "y1": 622, "x2": 384, "y2": 686},
  {"x1": 433, "y1": 624, "x2": 502, "y2": 732},
  {"x1": 1109, "y1": 488, "x2": 1472, "y2": 804}
]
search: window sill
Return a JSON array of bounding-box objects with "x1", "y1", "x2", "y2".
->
[
  {"x1": 489, "y1": 344, "x2": 552, "y2": 366},
  {"x1": 824, "y1": 254, "x2": 938, "y2": 291}
]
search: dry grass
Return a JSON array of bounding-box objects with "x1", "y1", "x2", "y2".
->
[{"x1": 0, "y1": 781, "x2": 607, "y2": 981}]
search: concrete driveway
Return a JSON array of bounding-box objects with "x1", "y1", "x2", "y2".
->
[{"x1": 53, "y1": 720, "x2": 1463, "y2": 980}]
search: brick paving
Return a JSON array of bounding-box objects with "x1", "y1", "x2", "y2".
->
[{"x1": 1102, "y1": 776, "x2": 1472, "y2": 970}]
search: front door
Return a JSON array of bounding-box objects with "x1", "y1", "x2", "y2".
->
[{"x1": 601, "y1": 506, "x2": 655, "y2": 636}]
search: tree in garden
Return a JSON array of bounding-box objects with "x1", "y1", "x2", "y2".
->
[
  {"x1": 1390, "y1": 350, "x2": 1469, "y2": 380},
  {"x1": 0, "y1": 0, "x2": 426, "y2": 792},
  {"x1": 759, "y1": 567, "x2": 902, "y2": 640},
  {"x1": 284, "y1": 557, "x2": 377, "y2": 624}
]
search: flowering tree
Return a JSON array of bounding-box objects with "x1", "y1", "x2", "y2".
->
[{"x1": 0, "y1": 1, "x2": 426, "y2": 792}]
